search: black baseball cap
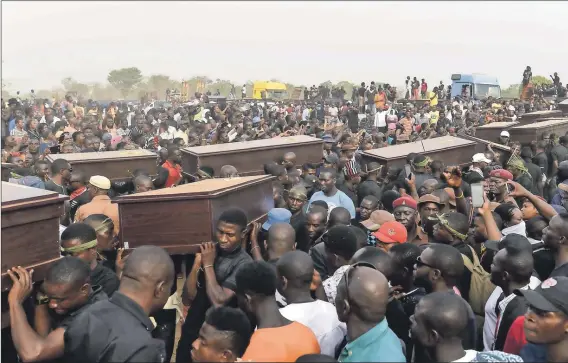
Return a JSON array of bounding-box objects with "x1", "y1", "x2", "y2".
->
[
  {"x1": 324, "y1": 154, "x2": 339, "y2": 164},
  {"x1": 514, "y1": 277, "x2": 568, "y2": 316},
  {"x1": 484, "y1": 233, "x2": 532, "y2": 253}
]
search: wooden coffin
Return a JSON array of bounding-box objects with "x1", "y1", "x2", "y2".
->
[
  {"x1": 508, "y1": 118, "x2": 568, "y2": 145},
  {"x1": 458, "y1": 134, "x2": 513, "y2": 166},
  {"x1": 1, "y1": 182, "x2": 68, "y2": 291},
  {"x1": 517, "y1": 110, "x2": 563, "y2": 125},
  {"x1": 361, "y1": 136, "x2": 477, "y2": 169},
  {"x1": 181, "y1": 136, "x2": 323, "y2": 176},
  {"x1": 474, "y1": 121, "x2": 519, "y2": 142},
  {"x1": 46, "y1": 150, "x2": 157, "y2": 182},
  {"x1": 115, "y1": 175, "x2": 274, "y2": 254}
]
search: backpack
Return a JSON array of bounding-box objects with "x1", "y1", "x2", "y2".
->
[{"x1": 461, "y1": 245, "x2": 496, "y2": 316}]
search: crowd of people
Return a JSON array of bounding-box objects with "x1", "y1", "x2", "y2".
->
[{"x1": 1, "y1": 73, "x2": 568, "y2": 363}]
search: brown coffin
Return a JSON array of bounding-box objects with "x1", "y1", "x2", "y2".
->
[
  {"x1": 361, "y1": 136, "x2": 477, "y2": 169},
  {"x1": 46, "y1": 150, "x2": 157, "y2": 182},
  {"x1": 1, "y1": 182, "x2": 68, "y2": 291},
  {"x1": 115, "y1": 175, "x2": 274, "y2": 254},
  {"x1": 508, "y1": 118, "x2": 568, "y2": 145},
  {"x1": 181, "y1": 136, "x2": 323, "y2": 176},
  {"x1": 517, "y1": 110, "x2": 563, "y2": 125},
  {"x1": 474, "y1": 121, "x2": 519, "y2": 142}
]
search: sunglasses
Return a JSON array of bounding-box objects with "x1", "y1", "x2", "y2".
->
[
  {"x1": 415, "y1": 256, "x2": 436, "y2": 269},
  {"x1": 343, "y1": 261, "x2": 378, "y2": 303}
]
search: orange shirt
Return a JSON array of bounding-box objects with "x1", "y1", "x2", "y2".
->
[
  {"x1": 241, "y1": 322, "x2": 320, "y2": 362},
  {"x1": 162, "y1": 160, "x2": 182, "y2": 188},
  {"x1": 374, "y1": 92, "x2": 386, "y2": 110},
  {"x1": 74, "y1": 195, "x2": 120, "y2": 235}
]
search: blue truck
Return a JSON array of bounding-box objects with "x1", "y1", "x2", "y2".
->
[{"x1": 450, "y1": 73, "x2": 501, "y2": 100}]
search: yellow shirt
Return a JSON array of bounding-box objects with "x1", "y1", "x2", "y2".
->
[
  {"x1": 430, "y1": 111, "x2": 440, "y2": 124},
  {"x1": 429, "y1": 91, "x2": 438, "y2": 107}
]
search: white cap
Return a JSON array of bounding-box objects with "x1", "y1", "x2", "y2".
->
[
  {"x1": 500, "y1": 131, "x2": 510, "y2": 137},
  {"x1": 472, "y1": 153, "x2": 491, "y2": 164},
  {"x1": 89, "y1": 175, "x2": 111, "y2": 190}
]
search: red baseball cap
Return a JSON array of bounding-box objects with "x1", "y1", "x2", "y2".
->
[
  {"x1": 372, "y1": 221, "x2": 408, "y2": 244},
  {"x1": 489, "y1": 169, "x2": 513, "y2": 181},
  {"x1": 392, "y1": 196, "x2": 418, "y2": 210}
]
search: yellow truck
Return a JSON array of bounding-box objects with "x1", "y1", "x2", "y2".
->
[{"x1": 252, "y1": 81, "x2": 288, "y2": 100}]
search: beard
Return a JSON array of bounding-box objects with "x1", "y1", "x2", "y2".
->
[{"x1": 414, "y1": 275, "x2": 434, "y2": 293}]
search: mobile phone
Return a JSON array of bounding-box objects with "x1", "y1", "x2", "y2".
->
[
  {"x1": 471, "y1": 183, "x2": 484, "y2": 208},
  {"x1": 404, "y1": 164, "x2": 412, "y2": 178}
]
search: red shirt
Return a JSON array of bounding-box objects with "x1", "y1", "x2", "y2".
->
[
  {"x1": 162, "y1": 160, "x2": 182, "y2": 188},
  {"x1": 503, "y1": 316, "x2": 526, "y2": 355},
  {"x1": 421, "y1": 82, "x2": 428, "y2": 92}
]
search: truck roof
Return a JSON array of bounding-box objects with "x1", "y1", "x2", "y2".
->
[{"x1": 451, "y1": 73, "x2": 499, "y2": 84}]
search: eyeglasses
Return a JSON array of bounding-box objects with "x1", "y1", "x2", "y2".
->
[
  {"x1": 343, "y1": 261, "x2": 378, "y2": 303},
  {"x1": 415, "y1": 256, "x2": 436, "y2": 269}
]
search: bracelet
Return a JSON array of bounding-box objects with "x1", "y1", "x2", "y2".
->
[
  {"x1": 456, "y1": 193, "x2": 464, "y2": 199},
  {"x1": 203, "y1": 264, "x2": 214, "y2": 269},
  {"x1": 251, "y1": 246, "x2": 260, "y2": 252}
]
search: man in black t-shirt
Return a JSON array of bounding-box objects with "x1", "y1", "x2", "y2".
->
[
  {"x1": 45, "y1": 158, "x2": 71, "y2": 195},
  {"x1": 358, "y1": 82, "x2": 366, "y2": 113},
  {"x1": 176, "y1": 209, "x2": 253, "y2": 363}
]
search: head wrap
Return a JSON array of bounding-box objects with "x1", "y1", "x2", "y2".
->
[
  {"x1": 437, "y1": 213, "x2": 467, "y2": 241},
  {"x1": 60, "y1": 239, "x2": 98, "y2": 253}
]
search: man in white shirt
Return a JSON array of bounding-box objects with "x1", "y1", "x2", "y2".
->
[{"x1": 277, "y1": 251, "x2": 346, "y2": 356}]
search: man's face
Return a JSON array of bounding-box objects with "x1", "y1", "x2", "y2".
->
[
  {"x1": 490, "y1": 249, "x2": 508, "y2": 288},
  {"x1": 543, "y1": 216, "x2": 566, "y2": 250},
  {"x1": 410, "y1": 299, "x2": 433, "y2": 347},
  {"x1": 393, "y1": 206, "x2": 417, "y2": 230},
  {"x1": 473, "y1": 216, "x2": 488, "y2": 243},
  {"x1": 359, "y1": 199, "x2": 377, "y2": 220},
  {"x1": 171, "y1": 149, "x2": 182, "y2": 164},
  {"x1": 282, "y1": 155, "x2": 295, "y2": 169},
  {"x1": 433, "y1": 222, "x2": 454, "y2": 243},
  {"x1": 215, "y1": 221, "x2": 244, "y2": 252},
  {"x1": 287, "y1": 194, "x2": 305, "y2": 213},
  {"x1": 318, "y1": 172, "x2": 335, "y2": 193},
  {"x1": 191, "y1": 323, "x2": 236, "y2": 363},
  {"x1": 488, "y1": 177, "x2": 507, "y2": 194},
  {"x1": 10, "y1": 156, "x2": 24, "y2": 167},
  {"x1": 135, "y1": 180, "x2": 154, "y2": 193},
  {"x1": 61, "y1": 144, "x2": 74, "y2": 154},
  {"x1": 523, "y1": 306, "x2": 568, "y2": 345},
  {"x1": 42, "y1": 281, "x2": 88, "y2": 316},
  {"x1": 35, "y1": 163, "x2": 50, "y2": 180},
  {"x1": 305, "y1": 212, "x2": 326, "y2": 240},
  {"x1": 413, "y1": 248, "x2": 435, "y2": 293},
  {"x1": 419, "y1": 202, "x2": 439, "y2": 222}
]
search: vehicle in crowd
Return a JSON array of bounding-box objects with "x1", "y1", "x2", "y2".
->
[
  {"x1": 252, "y1": 81, "x2": 289, "y2": 100},
  {"x1": 450, "y1": 73, "x2": 501, "y2": 100}
]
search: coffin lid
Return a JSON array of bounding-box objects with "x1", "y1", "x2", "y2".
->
[
  {"x1": 520, "y1": 110, "x2": 562, "y2": 118},
  {"x1": 477, "y1": 121, "x2": 519, "y2": 129},
  {"x1": 363, "y1": 136, "x2": 475, "y2": 160},
  {"x1": 181, "y1": 135, "x2": 322, "y2": 156},
  {"x1": 115, "y1": 175, "x2": 274, "y2": 204},
  {"x1": 1, "y1": 182, "x2": 68, "y2": 210},
  {"x1": 510, "y1": 118, "x2": 568, "y2": 129},
  {"x1": 46, "y1": 150, "x2": 156, "y2": 163}
]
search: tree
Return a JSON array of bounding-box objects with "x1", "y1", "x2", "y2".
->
[
  {"x1": 61, "y1": 77, "x2": 90, "y2": 97},
  {"x1": 502, "y1": 84, "x2": 521, "y2": 98},
  {"x1": 531, "y1": 75, "x2": 553, "y2": 86},
  {"x1": 107, "y1": 67, "x2": 143, "y2": 99}
]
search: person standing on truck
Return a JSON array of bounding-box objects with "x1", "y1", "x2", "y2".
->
[
  {"x1": 358, "y1": 82, "x2": 366, "y2": 113},
  {"x1": 412, "y1": 77, "x2": 420, "y2": 100},
  {"x1": 241, "y1": 84, "x2": 247, "y2": 99},
  {"x1": 421, "y1": 79, "x2": 428, "y2": 99}
]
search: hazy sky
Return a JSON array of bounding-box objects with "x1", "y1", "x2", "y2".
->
[{"x1": 2, "y1": 1, "x2": 568, "y2": 92}]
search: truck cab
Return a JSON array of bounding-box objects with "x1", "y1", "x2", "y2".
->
[
  {"x1": 450, "y1": 74, "x2": 501, "y2": 100},
  {"x1": 252, "y1": 81, "x2": 288, "y2": 100}
]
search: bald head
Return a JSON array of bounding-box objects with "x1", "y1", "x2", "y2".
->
[
  {"x1": 267, "y1": 223, "x2": 296, "y2": 256},
  {"x1": 350, "y1": 247, "x2": 395, "y2": 280},
  {"x1": 276, "y1": 251, "x2": 313, "y2": 288},
  {"x1": 283, "y1": 152, "x2": 296, "y2": 161},
  {"x1": 220, "y1": 165, "x2": 239, "y2": 178},
  {"x1": 328, "y1": 207, "x2": 351, "y2": 227},
  {"x1": 341, "y1": 267, "x2": 389, "y2": 322},
  {"x1": 416, "y1": 292, "x2": 469, "y2": 339},
  {"x1": 121, "y1": 245, "x2": 175, "y2": 289}
]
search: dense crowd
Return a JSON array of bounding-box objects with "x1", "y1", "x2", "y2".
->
[{"x1": 1, "y1": 73, "x2": 568, "y2": 363}]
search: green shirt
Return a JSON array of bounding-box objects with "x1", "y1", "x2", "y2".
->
[{"x1": 338, "y1": 319, "x2": 405, "y2": 362}]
